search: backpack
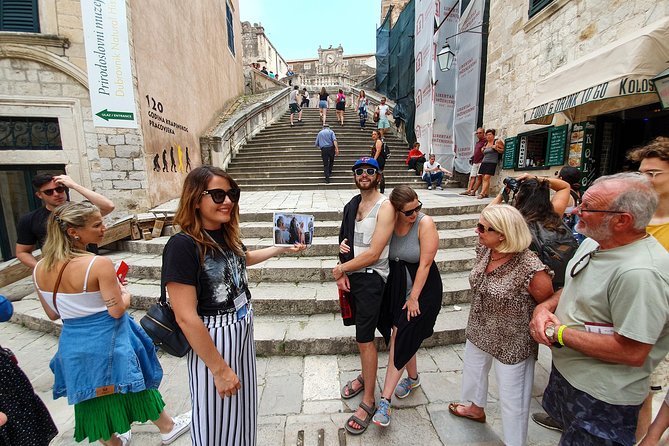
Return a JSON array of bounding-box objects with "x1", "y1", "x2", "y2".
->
[
  {"x1": 381, "y1": 141, "x2": 391, "y2": 159},
  {"x1": 527, "y1": 221, "x2": 579, "y2": 289}
]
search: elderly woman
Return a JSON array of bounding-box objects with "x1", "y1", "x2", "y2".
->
[{"x1": 449, "y1": 204, "x2": 553, "y2": 446}]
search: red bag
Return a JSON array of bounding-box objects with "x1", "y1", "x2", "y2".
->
[{"x1": 338, "y1": 289, "x2": 355, "y2": 326}]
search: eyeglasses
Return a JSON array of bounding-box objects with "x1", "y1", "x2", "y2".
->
[
  {"x1": 40, "y1": 186, "x2": 68, "y2": 196},
  {"x1": 574, "y1": 204, "x2": 626, "y2": 216},
  {"x1": 400, "y1": 201, "x2": 423, "y2": 216},
  {"x1": 476, "y1": 223, "x2": 496, "y2": 233},
  {"x1": 570, "y1": 248, "x2": 599, "y2": 278},
  {"x1": 354, "y1": 168, "x2": 377, "y2": 176},
  {"x1": 639, "y1": 170, "x2": 668, "y2": 179},
  {"x1": 201, "y1": 188, "x2": 241, "y2": 203}
]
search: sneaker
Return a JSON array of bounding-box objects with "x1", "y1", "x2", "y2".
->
[
  {"x1": 118, "y1": 430, "x2": 132, "y2": 446},
  {"x1": 436, "y1": 186, "x2": 443, "y2": 190},
  {"x1": 427, "y1": 186, "x2": 432, "y2": 190},
  {"x1": 531, "y1": 412, "x2": 563, "y2": 432},
  {"x1": 407, "y1": 168, "x2": 414, "y2": 171},
  {"x1": 395, "y1": 375, "x2": 421, "y2": 399},
  {"x1": 372, "y1": 398, "x2": 392, "y2": 427},
  {"x1": 161, "y1": 411, "x2": 192, "y2": 445}
]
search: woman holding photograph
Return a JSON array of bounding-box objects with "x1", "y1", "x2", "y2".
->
[{"x1": 163, "y1": 166, "x2": 305, "y2": 446}]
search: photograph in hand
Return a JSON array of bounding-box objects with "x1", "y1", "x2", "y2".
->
[{"x1": 273, "y1": 213, "x2": 314, "y2": 246}]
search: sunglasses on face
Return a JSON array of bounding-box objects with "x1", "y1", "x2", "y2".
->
[
  {"x1": 574, "y1": 204, "x2": 626, "y2": 216},
  {"x1": 201, "y1": 188, "x2": 241, "y2": 203},
  {"x1": 354, "y1": 168, "x2": 377, "y2": 176},
  {"x1": 400, "y1": 201, "x2": 423, "y2": 217},
  {"x1": 40, "y1": 186, "x2": 68, "y2": 196},
  {"x1": 476, "y1": 223, "x2": 496, "y2": 233}
]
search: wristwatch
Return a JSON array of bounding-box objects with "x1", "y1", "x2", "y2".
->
[{"x1": 544, "y1": 325, "x2": 563, "y2": 348}]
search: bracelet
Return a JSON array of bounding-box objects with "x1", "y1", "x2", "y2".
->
[{"x1": 557, "y1": 325, "x2": 567, "y2": 346}]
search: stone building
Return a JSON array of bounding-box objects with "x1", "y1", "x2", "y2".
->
[
  {"x1": 241, "y1": 21, "x2": 289, "y2": 78},
  {"x1": 381, "y1": 0, "x2": 412, "y2": 27},
  {"x1": 0, "y1": 0, "x2": 244, "y2": 260},
  {"x1": 288, "y1": 45, "x2": 375, "y2": 83},
  {"x1": 483, "y1": 0, "x2": 669, "y2": 187}
]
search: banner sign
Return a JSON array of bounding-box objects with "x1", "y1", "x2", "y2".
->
[
  {"x1": 414, "y1": 0, "x2": 437, "y2": 158},
  {"x1": 523, "y1": 75, "x2": 656, "y2": 123},
  {"x1": 81, "y1": 0, "x2": 138, "y2": 128}
]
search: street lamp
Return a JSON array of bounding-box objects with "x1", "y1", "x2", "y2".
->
[{"x1": 437, "y1": 43, "x2": 455, "y2": 71}]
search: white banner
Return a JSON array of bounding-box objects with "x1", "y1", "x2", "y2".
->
[
  {"x1": 452, "y1": 0, "x2": 484, "y2": 173},
  {"x1": 81, "y1": 0, "x2": 137, "y2": 128},
  {"x1": 414, "y1": 0, "x2": 436, "y2": 157}
]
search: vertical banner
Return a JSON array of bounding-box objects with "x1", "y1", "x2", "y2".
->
[
  {"x1": 432, "y1": 1, "x2": 459, "y2": 171},
  {"x1": 81, "y1": 0, "x2": 138, "y2": 128},
  {"x1": 452, "y1": 0, "x2": 484, "y2": 173},
  {"x1": 414, "y1": 0, "x2": 435, "y2": 156}
]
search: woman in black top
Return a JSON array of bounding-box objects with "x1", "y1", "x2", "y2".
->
[{"x1": 163, "y1": 166, "x2": 305, "y2": 446}]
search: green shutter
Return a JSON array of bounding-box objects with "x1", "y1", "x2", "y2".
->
[
  {"x1": 528, "y1": 0, "x2": 553, "y2": 18},
  {"x1": 0, "y1": 0, "x2": 40, "y2": 32}
]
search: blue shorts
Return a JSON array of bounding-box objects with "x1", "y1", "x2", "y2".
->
[
  {"x1": 319, "y1": 100, "x2": 328, "y2": 109},
  {"x1": 377, "y1": 118, "x2": 390, "y2": 129}
]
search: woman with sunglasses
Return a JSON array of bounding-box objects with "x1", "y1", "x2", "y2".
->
[
  {"x1": 162, "y1": 166, "x2": 305, "y2": 446},
  {"x1": 448, "y1": 204, "x2": 553, "y2": 446},
  {"x1": 339, "y1": 185, "x2": 442, "y2": 428},
  {"x1": 33, "y1": 202, "x2": 190, "y2": 445}
]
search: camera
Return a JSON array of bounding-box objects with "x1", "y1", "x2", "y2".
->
[{"x1": 503, "y1": 177, "x2": 521, "y2": 193}]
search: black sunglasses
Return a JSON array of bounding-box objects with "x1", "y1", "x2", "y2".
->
[
  {"x1": 41, "y1": 186, "x2": 68, "y2": 196},
  {"x1": 400, "y1": 201, "x2": 423, "y2": 217},
  {"x1": 476, "y1": 223, "x2": 496, "y2": 233},
  {"x1": 354, "y1": 168, "x2": 377, "y2": 176},
  {"x1": 201, "y1": 188, "x2": 241, "y2": 204},
  {"x1": 570, "y1": 248, "x2": 598, "y2": 278}
]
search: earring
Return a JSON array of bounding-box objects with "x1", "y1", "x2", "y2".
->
[{"x1": 74, "y1": 235, "x2": 80, "y2": 241}]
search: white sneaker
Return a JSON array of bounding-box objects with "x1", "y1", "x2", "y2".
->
[
  {"x1": 161, "y1": 411, "x2": 191, "y2": 445},
  {"x1": 118, "y1": 430, "x2": 132, "y2": 446},
  {"x1": 427, "y1": 186, "x2": 432, "y2": 190},
  {"x1": 436, "y1": 186, "x2": 443, "y2": 190}
]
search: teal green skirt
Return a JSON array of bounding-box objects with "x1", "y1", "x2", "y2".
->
[{"x1": 73, "y1": 389, "x2": 165, "y2": 443}]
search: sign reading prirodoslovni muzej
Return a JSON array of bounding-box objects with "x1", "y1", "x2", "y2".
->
[{"x1": 81, "y1": 0, "x2": 137, "y2": 128}]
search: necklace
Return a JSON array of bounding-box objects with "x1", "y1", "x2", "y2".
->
[{"x1": 490, "y1": 252, "x2": 511, "y2": 261}]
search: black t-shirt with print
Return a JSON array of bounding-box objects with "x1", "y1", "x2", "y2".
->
[
  {"x1": 16, "y1": 207, "x2": 51, "y2": 246},
  {"x1": 161, "y1": 229, "x2": 250, "y2": 315}
]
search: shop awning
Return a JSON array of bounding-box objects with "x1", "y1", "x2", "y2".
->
[{"x1": 524, "y1": 17, "x2": 669, "y2": 124}]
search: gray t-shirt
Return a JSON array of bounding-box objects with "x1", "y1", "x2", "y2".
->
[
  {"x1": 481, "y1": 144, "x2": 499, "y2": 163},
  {"x1": 289, "y1": 89, "x2": 299, "y2": 104}
]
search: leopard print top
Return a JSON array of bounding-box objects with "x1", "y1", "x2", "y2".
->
[{"x1": 467, "y1": 244, "x2": 552, "y2": 365}]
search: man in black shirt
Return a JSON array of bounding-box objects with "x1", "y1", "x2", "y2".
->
[{"x1": 15, "y1": 173, "x2": 115, "y2": 268}]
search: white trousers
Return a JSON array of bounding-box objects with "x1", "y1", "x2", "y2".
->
[
  {"x1": 461, "y1": 340, "x2": 534, "y2": 446},
  {"x1": 187, "y1": 310, "x2": 257, "y2": 446}
]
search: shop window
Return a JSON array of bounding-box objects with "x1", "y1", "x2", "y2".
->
[
  {"x1": 0, "y1": 117, "x2": 62, "y2": 150},
  {"x1": 225, "y1": 1, "x2": 235, "y2": 56},
  {"x1": 529, "y1": 0, "x2": 554, "y2": 18},
  {"x1": 0, "y1": 0, "x2": 39, "y2": 32},
  {"x1": 504, "y1": 125, "x2": 568, "y2": 170}
]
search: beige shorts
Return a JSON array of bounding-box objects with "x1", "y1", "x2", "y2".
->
[
  {"x1": 470, "y1": 162, "x2": 481, "y2": 176},
  {"x1": 650, "y1": 353, "x2": 669, "y2": 392}
]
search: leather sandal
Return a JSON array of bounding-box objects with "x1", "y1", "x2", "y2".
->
[
  {"x1": 341, "y1": 374, "x2": 364, "y2": 399},
  {"x1": 476, "y1": 194, "x2": 489, "y2": 199},
  {"x1": 448, "y1": 402, "x2": 486, "y2": 423},
  {"x1": 345, "y1": 401, "x2": 376, "y2": 435}
]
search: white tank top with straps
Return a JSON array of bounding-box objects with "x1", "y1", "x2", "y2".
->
[{"x1": 352, "y1": 195, "x2": 390, "y2": 280}]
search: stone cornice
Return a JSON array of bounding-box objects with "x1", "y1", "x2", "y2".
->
[
  {"x1": 0, "y1": 44, "x2": 87, "y2": 88},
  {"x1": 0, "y1": 32, "x2": 69, "y2": 49}
]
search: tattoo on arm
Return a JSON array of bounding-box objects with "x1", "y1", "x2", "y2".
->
[{"x1": 104, "y1": 297, "x2": 118, "y2": 308}]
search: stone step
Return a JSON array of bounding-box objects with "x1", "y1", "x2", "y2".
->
[
  {"x1": 236, "y1": 181, "x2": 457, "y2": 191},
  {"x1": 8, "y1": 294, "x2": 469, "y2": 355},
  {"x1": 122, "y1": 270, "x2": 472, "y2": 313},
  {"x1": 227, "y1": 160, "x2": 413, "y2": 170},
  {"x1": 234, "y1": 176, "x2": 445, "y2": 187},
  {"x1": 106, "y1": 248, "x2": 476, "y2": 282},
  {"x1": 228, "y1": 168, "x2": 427, "y2": 178}
]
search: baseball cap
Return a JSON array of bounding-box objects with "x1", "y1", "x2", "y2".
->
[
  {"x1": 0, "y1": 296, "x2": 13, "y2": 322},
  {"x1": 351, "y1": 157, "x2": 380, "y2": 171}
]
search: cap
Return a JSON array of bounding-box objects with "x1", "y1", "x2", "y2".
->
[
  {"x1": 0, "y1": 296, "x2": 13, "y2": 323},
  {"x1": 352, "y1": 157, "x2": 380, "y2": 171}
]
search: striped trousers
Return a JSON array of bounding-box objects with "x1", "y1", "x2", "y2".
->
[{"x1": 187, "y1": 308, "x2": 257, "y2": 446}]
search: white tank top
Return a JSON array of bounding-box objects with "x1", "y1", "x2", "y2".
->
[
  {"x1": 352, "y1": 196, "x2": 390, "y2": 280},
  {"x1": 34, "y1": 256, "x2": 108, "y2": 319}
]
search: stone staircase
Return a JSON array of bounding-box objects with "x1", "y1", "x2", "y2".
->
[
  {"x1": 9, "y1": 194, "x2": 485, "y2": 356},
  {"x1": 227, "y1": 108, "x2": 445, "y2": 191}
]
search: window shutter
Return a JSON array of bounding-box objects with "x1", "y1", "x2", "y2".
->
[
  {"x1": 226, "y1": 2, "x2": 235, "y2": 55},
  {"x1": 528, "y1": 0, "x2": 553, "y2": 18},
  {"x1": 0, "y1": 0, "x2": 40, "y2": 33}
]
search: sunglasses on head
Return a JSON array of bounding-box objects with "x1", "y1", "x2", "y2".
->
[
  {"x1": 201, "y1": 188, "x2": 241, "y2": 203},
  {"x1": 400, "y1": 201, "x2": 422, "y2": 217},
  {"x1": 476, "y1": 223, "x2": 496, "y2": 233},
  {"x1": 354, "y1": 168, "x2": 377, "y2": 176},
  {"x1": 40, "y1": 186, "x2": 68, "y2": 196}
]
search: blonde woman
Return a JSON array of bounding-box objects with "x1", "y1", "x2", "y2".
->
[
  {"x1": 33, "y1": 202, "x2": 190, "y2": 446},
  {"x1": 449, "y1": 204, "x2": 553, "y2": 446}
]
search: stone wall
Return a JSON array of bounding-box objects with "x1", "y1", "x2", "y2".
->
[{"x1": 241, "y1": 21, "x2": 289, "y2": 78}]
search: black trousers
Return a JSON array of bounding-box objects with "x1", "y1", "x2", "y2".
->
[{"x1": 320, "y1": 146, "x2": 335, "y2": 181}]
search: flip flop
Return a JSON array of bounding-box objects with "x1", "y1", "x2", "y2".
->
[
  {"x1": 345, "y1": 401, "x2": 376, "y2": 435},
  {"x1": 448, "y1": 402, "x2": 486, "y2": 423},
  {"x1": 341, "y1": 374, "x2": 364, "y2": 399}
]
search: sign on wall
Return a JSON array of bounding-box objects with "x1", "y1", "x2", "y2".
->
[{"x1": 81, "y1": 0, "x2": 138, "y2": 128}]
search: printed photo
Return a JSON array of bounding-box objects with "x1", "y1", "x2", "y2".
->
[{"x1": 273, "y1": 213, "x2": 314, "y2": 246}]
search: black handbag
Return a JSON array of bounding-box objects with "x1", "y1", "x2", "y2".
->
[{"x1": 140, "y1": 292, "x2": 191, "y2": 357}]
